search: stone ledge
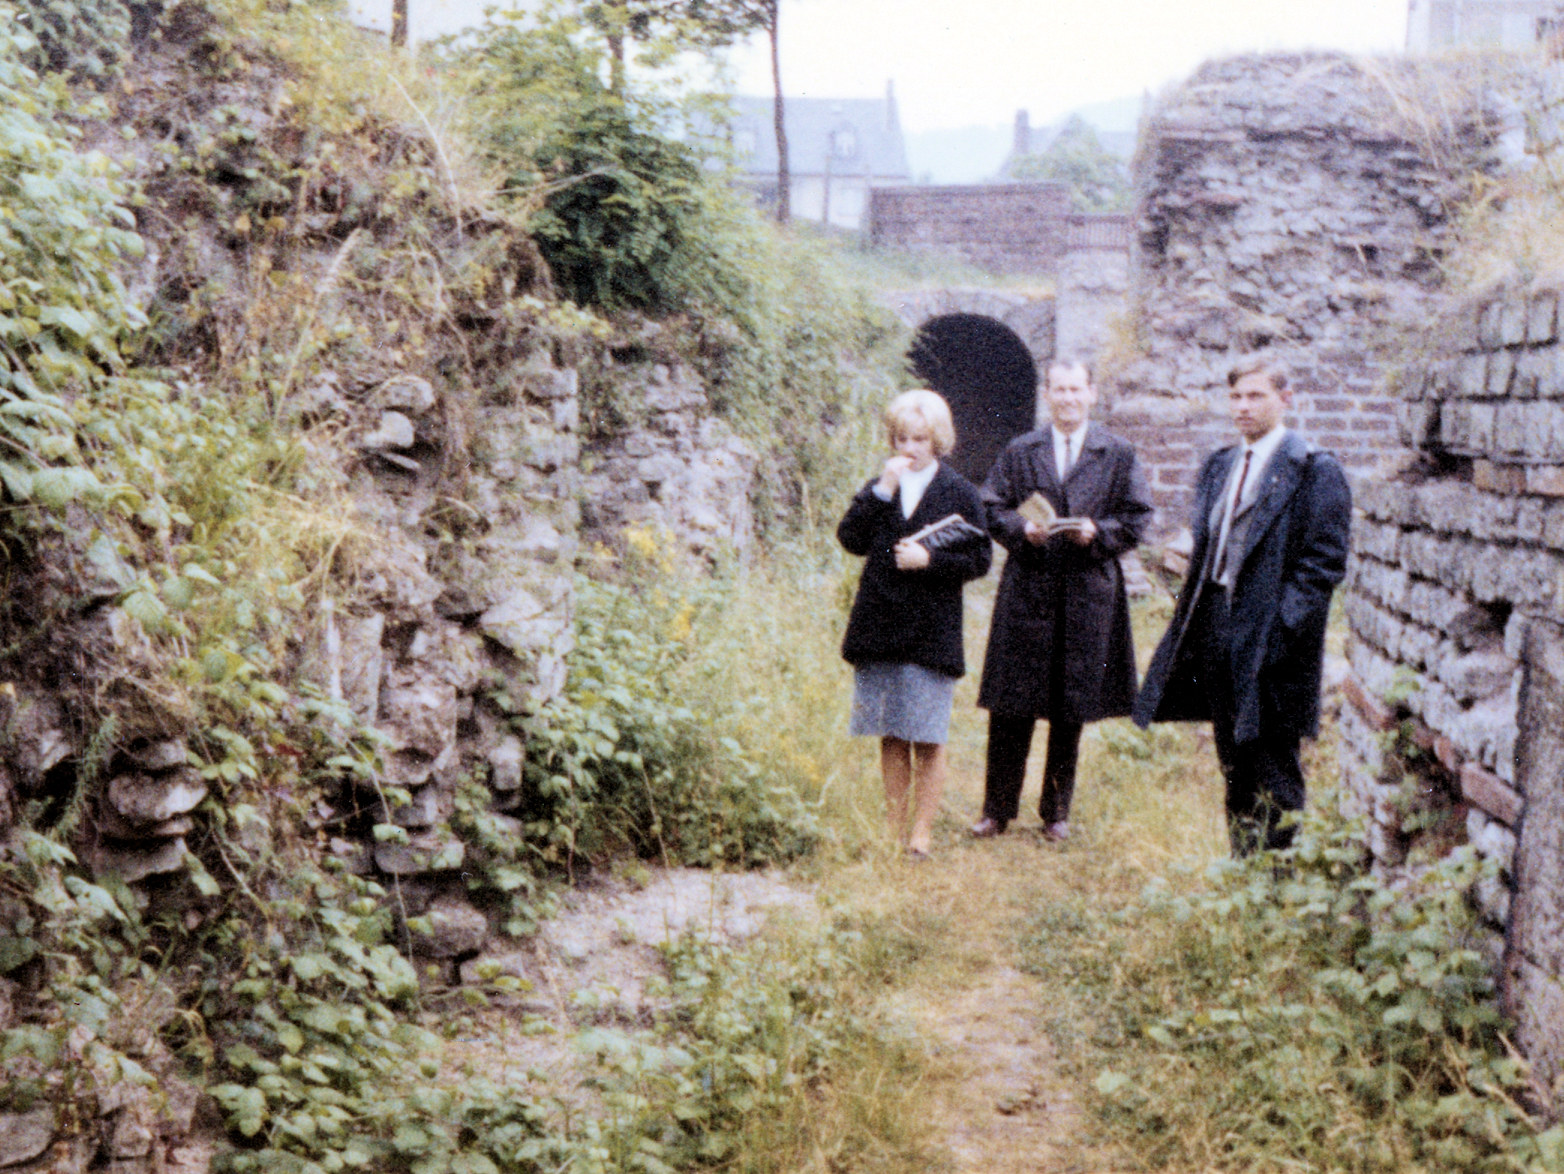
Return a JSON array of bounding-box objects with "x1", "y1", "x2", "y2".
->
[{"x1": 1461, "y1": 762, "x2": 1524, "y2": 828}]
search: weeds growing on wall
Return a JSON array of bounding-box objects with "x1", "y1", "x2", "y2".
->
[
  {"x1": 440, "y1": 4, "x2": 911, "y2": 532},
  {"x1": 1020, "y1": 805, "x2": 1564, "y2": 1172}
]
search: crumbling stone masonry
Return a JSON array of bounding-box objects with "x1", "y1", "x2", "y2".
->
[
  {"x1": 1341, "y1": 282, "x2": 1564, "y2": 1105},
  {"x1": 1107, "y1": 52, "x2": 1493, "y2": 530}
]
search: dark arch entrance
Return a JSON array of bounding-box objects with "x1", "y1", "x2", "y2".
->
[{"x1": 909, "y1": 314, "x2": 1039, "y2": 485}]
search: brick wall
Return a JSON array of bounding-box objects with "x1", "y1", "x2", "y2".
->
[
  {"x1": 1342, "y1": 283, "x2": 1564, "y2": 1108},
  {"x1": 868, "y1": 183, "x2": 1074, "y2": 275}
]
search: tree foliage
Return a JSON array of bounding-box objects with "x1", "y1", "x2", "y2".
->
[{"x1": 1007, "y1": 114, "x2": 1130, "y2": 213}]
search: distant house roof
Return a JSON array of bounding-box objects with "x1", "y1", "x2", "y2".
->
[{"x1": 727, "y1": 94, "x2": 911, "y2": 181}]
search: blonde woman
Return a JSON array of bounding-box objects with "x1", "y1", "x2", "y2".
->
[{"x1": 838, "y1": 390, "x2": 991, "y2": 857}]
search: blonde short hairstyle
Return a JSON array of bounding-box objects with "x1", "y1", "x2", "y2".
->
[{"x1": 883, "y1": 389, "x2": 956, "y2": 456}]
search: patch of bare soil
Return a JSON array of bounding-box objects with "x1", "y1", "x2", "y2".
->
[
  {"x1": 903, "y1": 963, "x2": 1081, "y2": 1174},
  {"x1": 442, "y1": 867, "x2": 819, "y2": 1095}
]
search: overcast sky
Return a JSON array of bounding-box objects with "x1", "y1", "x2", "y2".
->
[
  {"x1": 724, "y1": 0, "x2": 1410, "y2": 131},
  {"x1": 382, "y1": 0, "x2": 1411, "y2": 132}
]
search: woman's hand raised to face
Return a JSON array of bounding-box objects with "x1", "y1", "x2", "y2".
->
[{"x1": 878, "y1": 454, "x2": 914, "y2": 496}]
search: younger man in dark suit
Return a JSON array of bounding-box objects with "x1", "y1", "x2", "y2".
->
[
  {"x1": 971, "y1": 359, "x2": 1153, "y2": 842},
  {"x1": 1133, "y1": 356, "x2": 1352, "y2": 855}
]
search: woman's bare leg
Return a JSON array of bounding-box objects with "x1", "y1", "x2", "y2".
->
[
  {"x1": 881, "y1": 737, "x2": 913, "y2": 846},
  {"x1": 907, "y1": 742, "x2": 947, "y2": 855}
]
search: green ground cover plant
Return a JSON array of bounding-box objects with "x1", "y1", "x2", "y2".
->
[
  {"x1": 517, "y1": 543, "x2": 823, "y2": 874},
  {"x1": 1019, "y1": 802, "x2": 1564, "y2": 1172}
]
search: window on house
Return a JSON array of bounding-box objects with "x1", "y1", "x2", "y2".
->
[{"x1": 831, "y1": 128, "x2": 858, "y2": 160}]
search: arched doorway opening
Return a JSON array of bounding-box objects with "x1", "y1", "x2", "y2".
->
[{"x1": 909, "y1": 314, "x2": 1039, "y2": 485}]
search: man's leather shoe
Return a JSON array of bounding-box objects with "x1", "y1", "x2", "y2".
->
[
  {"x1": 969, "y1": 817, "x2": 1008, "y2": 838},
  {"x1": 1042, "y1": 820, "x2": 1070, "y2": 842}
]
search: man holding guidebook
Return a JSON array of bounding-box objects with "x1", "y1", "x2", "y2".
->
[{"x1": 970, "y1": 359, "x2": 1154, "y2": 842}]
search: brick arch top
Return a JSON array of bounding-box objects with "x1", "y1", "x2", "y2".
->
[
  {"x1": 884, "y1": 290, "x2": 1056, "y2": 484},
  {"x1": 885, "y1": 288, "x2": 1056, "y2": 376}
]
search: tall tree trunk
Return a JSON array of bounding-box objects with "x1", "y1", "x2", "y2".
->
[
  {"x1": 391, "y1": 0, "x2": 407, "y2": 46},
  {"x1": 608, "y1": 31, "x2": 625, "y2": 93},
  {"x1": 768, "y1": 10, "x2": 789, "y2": 224}
]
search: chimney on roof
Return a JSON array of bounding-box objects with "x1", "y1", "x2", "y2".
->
[
  {"x1": 1013, "y1": 109, "x2": 1031, "y2": 158},
  {"x1": 886, "y1": 79, "x2": 899, "y2": 132}
]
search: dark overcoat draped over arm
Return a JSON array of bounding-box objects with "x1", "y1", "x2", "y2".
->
[
  {"x1": 838, "y1": 463, "x2": 991, "y2": 678},
  {"x1": 1133, "y1": 432, "x2": 1352, "y2": 743},
  {"x1": 976, "y1": 425, "x2": 1154, "y2": 722}
]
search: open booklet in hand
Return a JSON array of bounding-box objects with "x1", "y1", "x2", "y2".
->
[
  {"x1": 904, "y1": 513, "x2": 988, "y2": 551},
  {"x1": 1016, "y1": 492, "x2": 1090, "y2": 535}
]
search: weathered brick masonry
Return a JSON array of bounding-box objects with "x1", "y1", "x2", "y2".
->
[
  {"x1": 869, "y1": 182, "x2": 1074, "y2": 275},
  {"x1": 1106, "y1": 53, "x2": 1490, "y2": 531},
  {"x1": 1342, "y1": 283, "x2": 1564, "y2": 1102}
]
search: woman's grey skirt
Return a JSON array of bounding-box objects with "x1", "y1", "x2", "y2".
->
[{"x1": 848, "y1": 661, "x2": 957, "y2": 744}]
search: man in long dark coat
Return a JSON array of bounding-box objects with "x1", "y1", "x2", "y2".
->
[
  {"x1": 971, "y1": 359, "x2": 1153, "y2": 841},
  {"x1": 1133, "y1": 356, "x2": 1352, "y2": 855}
]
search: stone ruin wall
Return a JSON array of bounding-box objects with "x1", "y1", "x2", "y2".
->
[
  {"x1": 1106, "y1": 52, "x2": 1484, "y2": 534},
  {"x1": 1342, "y1": 283, "x2": 1564, "y2": 1103},
  {"x1": 0, "y1": 338, "x2": 758, "y2": 1168},
  {"x1": 0, "y1": 343, "x2": 755, "y2": 909}
]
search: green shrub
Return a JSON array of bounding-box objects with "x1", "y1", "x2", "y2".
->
[
  {"x1": 11, "y1": 0, "x2": 130, "y2": 81},
  {"x1": 441, "y1": 6, "x2": 909, "y2": 532},
  {"x1": 1020, "y1": 809, "x2": 1564, "y2": 1171},
  {"x1": 517, "y1": 555, "x2": 820, "y2": 871},
  {"x1": 571, "y1": 921, "x2": 927, "y2": 1173}
]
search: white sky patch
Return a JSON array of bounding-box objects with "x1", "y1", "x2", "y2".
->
[{"x1": 726, "y1": 0, "x2": 1409, "y2": 130}]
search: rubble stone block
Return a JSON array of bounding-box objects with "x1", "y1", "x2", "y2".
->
[
  {"x1": 410, "y1": 897, "x2": 489, "y2": 959},
  {"x1": 90, "y1": 837, "x2": 188, "y2": 885},
  {"x1": 1468, "y1": 402, "x2": 1497, "y2": 451},
  {"x1": 1513, "y1": 348, "x2": 1546, "y2": 398},
  {"x1": 375, "y1": 374, "x2": 437, "y2": 414},
  {"x1": 374, "y1": 830, "x2": 465, "y2": 876},
  {"x1": 106, "y1": 771, "x2": 207, "y2": 829},
  {"x1": 1474, "y1": 873, "x2": 1513, "y2": 927},
  {"x1": 1436, "y1": 645, "x2": 1518, "y2": 703},
  {"x1": 1457, "y1": 351, "x2": 1489, "y2": 398},
  {"x1": 1340, "y1": 671, "x2": 1396, "y2": 732},
  {"x1": 0, "y1": 1107, "x2": 55, "y2": 1167},
  {"x1": 1487, "y1": 348, "x2": 1516, "y2": 397},
  {"x1": 1548, "y1": 344, "x2": 1564, "y2": 400},
  {"x1": 1478, "y1": 300, "x2": 1504, "y2": 348},
  {"x1": 123, "y1": 740, "x2": 189, "y2": 772},
  {"x1": 488, "y1": 735, "x2": 524, "y2": 792},
  {"x1": 1462, "y1": 763, "x2": 1524, "y2": 828},
  {"x1": 1473, "y1": 460, "x2": 1526, "y2": 494},
  {"x1": 381, "y1": 680, "x2": 458, "y2": 760}
]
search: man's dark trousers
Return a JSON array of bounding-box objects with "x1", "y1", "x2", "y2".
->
[
  {"x1": 982, "y1": 714, "x2": 1082, "y2": 825},
  {"x1": 982, "y1": 597, "x2": 1083, "y2": 826},
  {"x1": 1191, "y1": 587, "x2": 1305, "y2": 855}
]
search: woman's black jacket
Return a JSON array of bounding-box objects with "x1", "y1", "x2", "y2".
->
[{"x1": 837, "y1": 463, "x2": 991, "y2": 678}]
